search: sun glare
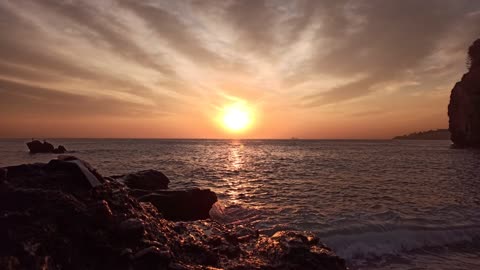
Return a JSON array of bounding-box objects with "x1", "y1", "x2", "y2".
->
[{"x1": 221, "y1": 102, "x2": 252, "y2": 132}]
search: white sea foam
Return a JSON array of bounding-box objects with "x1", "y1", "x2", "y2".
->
[{"x1": 322, "y1": 225, "x2": 480, "y2": 260}]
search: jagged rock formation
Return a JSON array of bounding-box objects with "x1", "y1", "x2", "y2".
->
[
  {"x1": 0, "y1": 157, "x2": 347, "y2": 270},
  {"x1": 26, "y1": 140, "x2": 67, "y2": 154},
  {"x1": 448, "y1": 39, "x2": 480, "y2": 148}
]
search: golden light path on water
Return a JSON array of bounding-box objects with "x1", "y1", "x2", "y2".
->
[{"x1": 226, "y1": 142, "x2": 244, "y2": 205}]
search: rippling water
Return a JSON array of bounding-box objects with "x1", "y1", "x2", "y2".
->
[{"x1": 1, "y1": 139, "x2": 480, "y2": 269}]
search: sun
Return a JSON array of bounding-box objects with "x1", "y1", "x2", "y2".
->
[{"x1": 221, "y1": 102, "x2": 252, "y2": 132}]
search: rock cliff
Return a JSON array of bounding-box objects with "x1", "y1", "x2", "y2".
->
[{"x1": 448, "y1": 38, "x2": 480, "y2": 148}]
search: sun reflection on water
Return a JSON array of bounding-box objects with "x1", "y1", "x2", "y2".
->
[
  {"x1": 225, "y1": 141, "x2": 246, "y2": 205},
  {"x1": 229, "y1": 142, "x2": 244, "y2": 170}
]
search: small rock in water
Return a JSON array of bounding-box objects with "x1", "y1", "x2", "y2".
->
[
  {"x1": 53, "y1": 145, "x2": 67, "y2": 154},
  {"x1": 26, "y1": 140, "x2": 67, "y2": 154}
]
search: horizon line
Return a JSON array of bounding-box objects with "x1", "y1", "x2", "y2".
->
[{"x1": 0, "y1": 137, "x2": 447, "y2": 141}]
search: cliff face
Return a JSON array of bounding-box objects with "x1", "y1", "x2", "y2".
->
[{"x1": 448, "y1": 39, "x2": 480, "y2": 148}]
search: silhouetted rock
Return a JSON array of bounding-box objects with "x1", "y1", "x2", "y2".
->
[
  {"x1": 53, "y1": 145, "x2": 67, "y2": 154},
  {"x1": 393, "y1": 129, "x2": 450, "y2": 140},
  {"x1": 449, "y1": 38, "x2": 480, "y2": 148},
  {"x1": 26, "y1": 140, "x2": 68, "y2": 154},
  {"x1": 138, "y1": 189, "x2": 218, "y2": 221},
  {"x1": 112, "y1": 169, "x2": 170, "y2": 190},
  {"x1": 0, "y1": 157, "x2": 347, "y2": 270}
]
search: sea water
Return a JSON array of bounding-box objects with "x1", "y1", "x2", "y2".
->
[{"x1": 1, "y1": 139, "x2": 479, "y2": 269}]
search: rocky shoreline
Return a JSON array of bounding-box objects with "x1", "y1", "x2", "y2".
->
[{"x1": 0, "y1": 156, "x2": 347, "y2": 270}]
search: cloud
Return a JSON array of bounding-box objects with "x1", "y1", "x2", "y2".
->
[
  {"x1": 302, "y1": 0, "x2": 480, "y2": 105},
  {"x1": 1, "y1": 0, "x2": 479, "y2": 137},
  {"x1": 117, "y1": 0, "x2": 224, "y2": 67},
  {"x1": 0, "y1": 78, "x2": 167, "y2": 118}
]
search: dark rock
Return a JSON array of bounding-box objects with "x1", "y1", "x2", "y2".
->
[
  {"x1": 112, "y1": 170, "x2": 170, "y2": 190},
  {"x1": 257, "y1": 231, "x2": 347, "y2": 270},
  {"x1": 118, "y1": 218, "x2": 145, "y2": 241},
  {"x1": 0, "y1": 168, "x2": 6, "y2": 183},
  {"x1": 138, "y1": 189, "x2": 217, "y2": 221},
  {"x1": 53, "y1": 145, "x2": 67, "y2": 154},
  {"x1": 4, "y1": 157, "x2": 102, "y2": 192},
  {"x1": 128, "y1": 189, "x2": 155, "y2": 198},
  {"x1": 26, "y1": 140, "x2": 54, "y2": 153},
  {"x1": 44, "y1": 158, "x2": 103, "y2": 189},
  {"x1": 133, "y1": 246, "x2": 171, "y2": 269},
  {"x1": 0, "y1": 158, "x2": 347, "y2": 270},
  {"x1": 449, "y1": 38, "x2": 480, "y2": 148},
  {"x1": 26, "y1": 140, "x2": 67, "y2": 154},
  {"x1": 91, "y1": 200, "x2": 113, "y2": 224},
  {"x1": 120, "y1": 248, "x2": 133, "y2": 258}
]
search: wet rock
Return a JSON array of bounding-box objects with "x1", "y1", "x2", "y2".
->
[
  {"x1": 256, "y1": 231, "x2": 346, "y2": 269},
  {"x1": 449, "y1": 38, "x2": 480, "y2": 148},
  {"x1": 133, "y1": 246, "x2": 171, "y2": 269},
  {"x1": 118, "y1": 218, "x2": 145, "y2": 241},
  {"x1": 1, "y1": 158, "x2": 347, "y2": 270},
  {"x1": 138, "y1": 189, "x2": 217, "y2": 221},
  {"x1": 91, "y1": 200, "x2": 113, "y2": 223},
  {"x1": 128, "y1": 188, "x2": 156, "y2": 198},
  {"x1": 112, "y1": 169, "x2": 170, "y2": 190}
]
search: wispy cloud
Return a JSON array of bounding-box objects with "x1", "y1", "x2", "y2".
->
[{"x1": 0, "y1": 0, "x2": 479, "y2": 137}]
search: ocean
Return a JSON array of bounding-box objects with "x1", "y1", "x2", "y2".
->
[{"x1": 1, "y1": 139, "x2": 479, "y2": 269}]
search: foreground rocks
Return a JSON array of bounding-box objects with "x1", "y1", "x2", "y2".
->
[
  {"x1": 138, "y1": 189, "x2": 217, "y2": 221},
  {"x1": 112, "y1": 169, "x2": 170, "y2": 190},
  {"x1": 448, "y1": 38, "x2": 480, "y2": 148},
  {"x1": 0, "y1": 157, "x2": 347, "y2": 270},
  {"x1": 26, "y1": 140, "x2": 67, "y2": 154}
]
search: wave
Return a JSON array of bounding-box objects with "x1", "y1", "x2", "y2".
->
[
  {"x1": 210, "y1": 202, "x2": 264, "y2": 225},
  {"x1": 321, "y1": 224, "x2": 480, "y2": 261}
]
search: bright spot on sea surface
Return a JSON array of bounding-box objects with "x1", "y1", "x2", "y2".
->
[{"x1": 221, "y1": 102, "x2": 253, "y2": 132}]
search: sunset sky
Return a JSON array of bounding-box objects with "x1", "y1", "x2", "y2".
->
[{"x1": 1, "y1": 0, "x2": 479, "y2": 139}]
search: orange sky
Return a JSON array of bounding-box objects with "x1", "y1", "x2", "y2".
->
[{"x1": 1, "y1": 1, "x2": 479, "y2": 139}]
